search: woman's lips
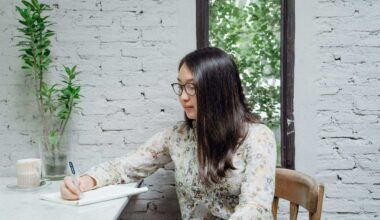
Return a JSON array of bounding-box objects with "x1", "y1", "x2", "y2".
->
[{"x1": 184, "y1": 106, "x2": 193, "y2": 110}]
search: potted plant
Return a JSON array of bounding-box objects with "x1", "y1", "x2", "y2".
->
[{"x1": 16, "y1": 0, "x2": 81, "y2": 180}]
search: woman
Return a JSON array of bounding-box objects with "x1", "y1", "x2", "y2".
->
[{"x1": 61, "y1": 47, "x2": 276, "y2": 219}]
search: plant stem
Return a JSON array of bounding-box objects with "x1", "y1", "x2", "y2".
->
[
  {"x1": 59, "y1": 98, "x2": 73, "y2": 136},
  {"x1": 29, "y1": 8, "x2": 50, "y2": 152}
]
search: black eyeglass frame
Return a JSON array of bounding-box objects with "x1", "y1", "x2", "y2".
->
[{"x1": 171, "y1": 83, "x2": 197, "y2": 96}]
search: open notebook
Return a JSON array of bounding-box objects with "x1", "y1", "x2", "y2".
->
[{"x1": 40, "y1": 183, "x2": 148, "y2": 206}]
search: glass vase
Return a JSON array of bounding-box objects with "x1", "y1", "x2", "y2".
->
[{"x1": 38, "y1": 134, "x2": 70, "y2": 180}]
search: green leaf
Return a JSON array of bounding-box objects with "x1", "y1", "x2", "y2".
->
[
  {"x1": 43, "y1": 49, "x2": 50, "y2": 56},
  {"x1": 40, "y1": 3, "x2": 51, "y2": 10},
  {"x1": 41, "y1": 15, "x2": 49, "y2": 21},
  {"x1": 18, "y1": 20, "x2": 28, "y2": 26},
  {"x1": 24, "y1": 59, "x2": 34, "y2": 67},
  {"x1": 21, "y1": 0, "x2": 35, "y2": 9},
  {"x1": 71, "y1": 65, "x2": 77, "y2": 74},
  {"x1": 31, "y1": 0, "x2": 40, "y2": 10},
  {"x1": 64, "y1": 66, "x2": 71, "y2": 74},
  {"x1": 37, "y1": 43, "x2": 46, "y2": 49},
  {"x1": 32, "y1": 12, "x2": 40, "y2": 20},
  {"x1": 16, "y1": 6, "x2": 28, "y2": 19}
]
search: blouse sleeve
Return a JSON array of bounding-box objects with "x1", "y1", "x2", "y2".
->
[
  {"x1": 229, "y1": 124, "x2": 277, "y2": 220},
  {"x1": 84, "y1": 127, "x2": 173, "y2": 188}
]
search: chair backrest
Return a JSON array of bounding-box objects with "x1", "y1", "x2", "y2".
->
[{"x1": 272, "y1": 168, "x2": 325, "y2": 220}]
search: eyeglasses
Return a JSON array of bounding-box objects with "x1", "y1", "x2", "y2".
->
[{"x1": 171, "y1": 83, "x2": 196, "y2": 96}]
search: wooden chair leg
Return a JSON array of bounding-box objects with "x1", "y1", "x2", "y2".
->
[
  {"x1": 290, "y1": 202, "x2": 299, "y2": 220},
  {"x1": 272, "y1": 197, "x2": 279, "y2": 220}
]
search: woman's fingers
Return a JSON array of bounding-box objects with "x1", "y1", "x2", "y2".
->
[
  {"x1": 60, "y1": 176, "x2": 80, "y2": 200},
  {"x1": 60, "y1": 176, "x2": 97, "y2": 200},
  {"x1": 65, "y1": 176, "x2": 81, "y2": 194},
  {"x1": 79, "y1": 175, "x2": 96, "y2": 192},
  {"x1": 60, "y1": 183, "x2": 79, "y2": 200}
]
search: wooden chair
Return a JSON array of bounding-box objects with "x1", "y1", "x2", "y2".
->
[{"x1": 272, "y1": 168, "x2": 325, "y2": 220}]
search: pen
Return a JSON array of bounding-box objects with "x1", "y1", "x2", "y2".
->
[{"x1": 68, "y1": 161, "x2": 81, "y2": 198}]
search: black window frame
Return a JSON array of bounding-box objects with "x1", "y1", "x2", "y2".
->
[{"x1": 196, "y1": 0, "x2": 295, "y2": 169}]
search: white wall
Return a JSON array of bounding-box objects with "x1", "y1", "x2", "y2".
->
[{"x1": 295, "y1": 0, "x2": 380, "y2": 219}]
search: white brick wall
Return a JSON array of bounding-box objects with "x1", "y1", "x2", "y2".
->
[{"x1": 295, "y1": 0, "x2": 380, "y2": 219}]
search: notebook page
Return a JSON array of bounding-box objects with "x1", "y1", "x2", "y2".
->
[{"x1": 40, "y1": 183, "x2": 148, "y2": 206}]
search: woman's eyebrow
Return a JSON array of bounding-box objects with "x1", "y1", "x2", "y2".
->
[{"x1": 177, "y1": 78, "x2": 194, "y2": 82}]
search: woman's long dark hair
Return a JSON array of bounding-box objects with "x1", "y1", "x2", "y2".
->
[{"x1": 179, "y1": 47, "x2": 260, "y2": 185}]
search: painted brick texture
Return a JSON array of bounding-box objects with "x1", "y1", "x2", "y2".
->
[
  {"x1": 0, "y1": 0, "x2": 195, "y2": 219},
  {"x1": 296, "y1": 0, "x2": 380, "y2": 220}
]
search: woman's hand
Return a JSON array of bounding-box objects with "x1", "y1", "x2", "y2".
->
[{"x1": 60, "y1": 175, "x2": 96, "y2": 200}]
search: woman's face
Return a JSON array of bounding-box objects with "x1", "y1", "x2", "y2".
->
[{"x1": 178, "y1": 64, "x2": 197, "y2": 120}]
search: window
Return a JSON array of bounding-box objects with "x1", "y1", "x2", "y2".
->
[{"x1": 196, "y1": 0, "x2": 295, "y2": 169}]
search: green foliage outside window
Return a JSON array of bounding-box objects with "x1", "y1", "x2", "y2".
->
[{"x1": 209, "y1": 0, "x2": 281, "y2": 129}]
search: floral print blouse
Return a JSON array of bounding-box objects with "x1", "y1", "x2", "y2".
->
[{"x1": 85, "y1": 121, "x2": 276, "y2": 220}]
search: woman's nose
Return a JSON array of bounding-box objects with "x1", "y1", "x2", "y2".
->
[{"x1": 180, "y1": 90, "x2": 190, "y2": 101}]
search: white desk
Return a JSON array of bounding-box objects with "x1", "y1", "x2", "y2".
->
[{"x1": 0, "y1": 177, "x2": 131, "y2": 220}]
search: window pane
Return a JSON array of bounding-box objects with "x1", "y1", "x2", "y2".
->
[{"x1": 209, "y1": 0, "x2": 281, "y2": 165}]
